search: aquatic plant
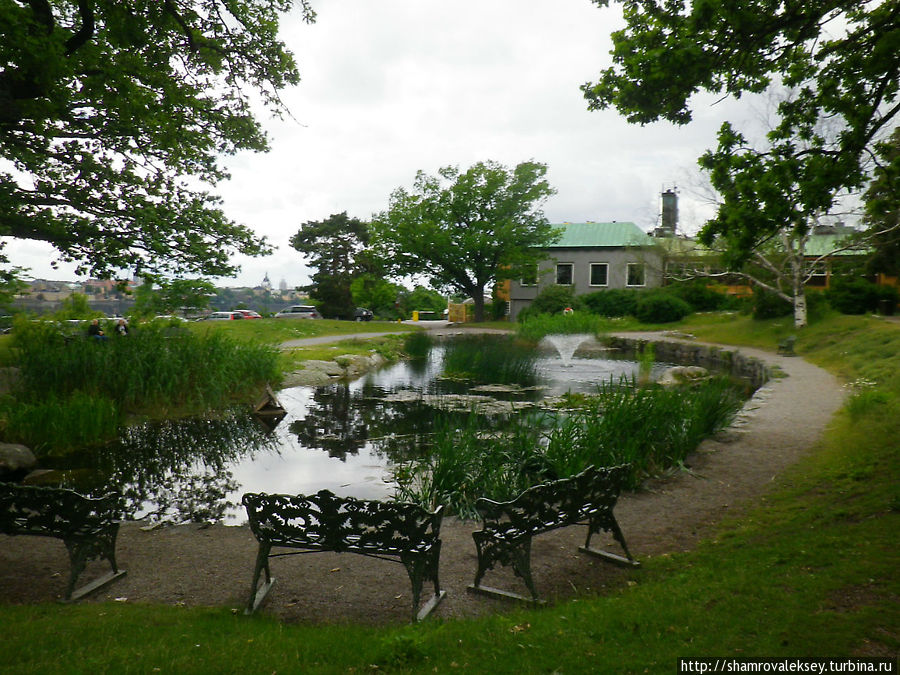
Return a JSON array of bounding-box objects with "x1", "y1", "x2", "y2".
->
[
  {"x1": 4, "y1": 320, "x2": 280, "y2": 453},
  {"x1": 0, "y1": 391, "x2": 120, "y2": 455},
  {"x1": 402, "y1": 330, "x2": 433, "y2": 360},
  {"x1": 516, "y1": 312, "x2": 606, "y2": 342},
  {"x1": 441, "y1": 334, "x2": 539, "y2": 385},
  {"x1": 393, "y1": 377, "x2": 744, "y2": 516}
]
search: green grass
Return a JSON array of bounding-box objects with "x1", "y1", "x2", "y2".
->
[
  {"x1": 1, "y1": 313, "x2": 897, "y2": 672},
  {"x1": 189, "y1": 317, "x2": 417, "y2": 344}
]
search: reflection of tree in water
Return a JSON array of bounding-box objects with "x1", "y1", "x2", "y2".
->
[
  {"x1": 288, "y1": 383, "x2": 443, "y2": 462},
  {"x1": 287, "y1": 381, "x2": 526, "y2": 465},
  {"x1": 48, "y1": 410, "x2": 279, "y2": 523},
  {"x1": 288, "y1": 384, "x2": 368, "y2": 460}
]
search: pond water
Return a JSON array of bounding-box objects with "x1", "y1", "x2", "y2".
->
[{"x1": 41, "y1": 337, "x2": 675, "y2": 525}]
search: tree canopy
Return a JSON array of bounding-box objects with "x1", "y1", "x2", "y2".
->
[
  {"x1": 289, "y1": 212, "x2": 370, "y2": 319},
  {"x1": 1, "y1": 0, "x2": 315, "y2": 279},
  {"x1": 582, "y1": 0, "x2": 899, "y2": 326},
  {"x1": 863, "y1": 127, "x2": 900, "y2": 276},
  {"x1": 370, "y1": 160, "x2": 558, "y2": 322}
]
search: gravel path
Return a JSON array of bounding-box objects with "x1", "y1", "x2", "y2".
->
[{"x1": 0, "y1": 333, "x2": 845, "y2": 625}]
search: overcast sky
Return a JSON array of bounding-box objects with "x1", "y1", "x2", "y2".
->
[{"x1": 10, "y1": 0, "x2": 765, "y2": 288}]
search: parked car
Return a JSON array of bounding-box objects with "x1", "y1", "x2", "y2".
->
[
  {"x1": 274, "y1": 305, "x2": 322, "y2": 319},
  {"x1": 353, "y1": 308, "x2": 373, "y2": 321},
  {"x1": 232, "y1": 309, "x2": 262, "y2": 319},
  {"x1": 205, "y1": 311, "x2": 244, "y2": 320}
]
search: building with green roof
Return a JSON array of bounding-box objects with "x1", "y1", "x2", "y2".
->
[{"x1": 507, "y1": 221, "x2": 663, "y2": 320}]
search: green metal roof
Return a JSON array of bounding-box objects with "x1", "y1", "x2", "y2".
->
[
  {"x1": 804, "y1": 233, "x2": 870, "y2": 257},
  {"x1": 546, "y1": 222, "x2": 655, "y2": 248}
]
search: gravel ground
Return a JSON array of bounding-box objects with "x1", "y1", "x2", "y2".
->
[{"x1": 0, "y1": 334, "x2": 845, "y2": 625}]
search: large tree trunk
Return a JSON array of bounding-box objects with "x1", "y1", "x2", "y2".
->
[{"x1": 472, "y1": 293, "x2": 486, "y2": 322}]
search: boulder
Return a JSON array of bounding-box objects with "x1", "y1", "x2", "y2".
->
[
  {"x1": 0, "y1": 443, "x2": 37, "y2": 478},
  {"x1": 300, "y1": 360, "x2": 345, "y2": 376},
  {"x1": 657, "y1": 365, "x2": 710, "y2": 387},
  {"x1": 282, "y1": 369, "x2": 335, "y2": 387}
]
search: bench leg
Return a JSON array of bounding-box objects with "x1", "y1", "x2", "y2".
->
[
  {"x1": 62, "y1": 537, "x2": 127, "y2": 602},
  {"x1": 66, "y1": 570, "x2": 128, "y2": 602},
  {"x1": 582, "y1": 516, "x2": 640, "y2": 568},
  {"x1": 469, "y1": 534, "x2": 541, "y2": 602},
  {"x1": 245, "y1": 544, "x2": 276, "y2": 615},
  {"x1": 403, "y1": 545, "x2": 446, "y2": 622}
]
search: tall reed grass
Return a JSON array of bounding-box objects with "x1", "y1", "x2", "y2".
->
[
  {"x1": 545, "y1": 377, "x2": 743, "y2": 489},
  {"x1": 0, "y1": 392, "x2": 120, "y2": 455},
  {"x1": 392, "y1": 377, "x2": 744, "y2": 517},
  {"x1": 441, "y1": 334, "x2": 539, "y2": 385},
  {"x1": 402, "y1": 330, "x2": 433, "y2": 360},
  {"x1": 516, "y1": 313, "x2": 607, "y2": 343},
  {"x1": 4, "y1": 320, "x2": 280, "y2": 453}
]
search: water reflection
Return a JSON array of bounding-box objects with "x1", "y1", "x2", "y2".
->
[
  {"x1": 39, "y1": 411, "x2": 279, "y2": 524},
  {"x1": 34, "y1": 337, "x2": 677, "y2": 525}
]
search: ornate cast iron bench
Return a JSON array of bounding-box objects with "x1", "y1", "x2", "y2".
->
[
  {"x1": 469, "y1": 464, "x2": 639, "y2": 603},
  {"x1": 0, "y1": 482, "x2": 127, "y2": 601},
  {"x1": 242, "y1": 489, "x2": 446, "y2": 622},
  {"x1": 777, "y1": 335, "x2": 797, "y2": 356}
]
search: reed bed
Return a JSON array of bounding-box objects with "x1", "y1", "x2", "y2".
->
[
  {"x1": 516, "y1": 313, "x2": 607, "y2": 343},
  {"x1": 3, "y1": 321, "x2": 280, "y2": 453},
  {"x1": 392, "y1": 377, "x2": 744, "y2": 517},
  {"x1": 440, "y1": 334, "x2": 539, "y2": 385},
  {"x1": 402, "y1": 330, "x2": 433, "y2": 360}
]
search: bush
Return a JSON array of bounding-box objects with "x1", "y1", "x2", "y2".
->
[
  {"x1": 633, "y1": 292, "x2": 692, "y2": 323},
  {"x1": 667, "y1": 281, "x2": 729, "y2": 312},
  {"x1": 517, "y1": 285, "x2": 581, "y2": 321},
  {"x1": 752, "y1": 287, "x2": 793, "y2": 320},
  {"x1": 580, "y1": 289, "x2": 639, "y2": 317},
  {"x1": 826, "y1": 277, "x2": 897, "y2": 314}
]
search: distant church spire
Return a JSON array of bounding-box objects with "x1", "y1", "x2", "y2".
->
[{"x1": 261, "y1": 272, "x2": 272, "y2": 291}]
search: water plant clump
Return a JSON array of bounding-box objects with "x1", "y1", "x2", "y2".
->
[
  {"x1": 545, "y1": 377, "x2": 744, "y2": 489},
  {"x1": 392, "y1": 409, "x2": 559, "y2": 518},
  {"x1": 3, "y1": 319, "x2": 280, "y2": 454},
  {"x1": 402, "y1": 330, "x2": 433, "y2": 360},
  {"x1": 516, "y1": 312, "x2": 607, "y2": 343},
  {"x1": 441, "y1": 334, "x2": 539, "y2": 385},
  {"x1": 392, "y1": 377, "x2": 744, "y2": 517}
]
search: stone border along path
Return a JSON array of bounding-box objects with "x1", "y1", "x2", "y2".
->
[{"x1": 0, "y1": 330, "x2": 846, "y2": 625}]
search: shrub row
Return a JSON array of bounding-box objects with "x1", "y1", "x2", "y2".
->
[{"x1": 519, "y1": 277, "x2": 898, "y2": 324}]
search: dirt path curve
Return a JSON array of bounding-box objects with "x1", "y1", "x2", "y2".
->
[{"x1": 0, "y1": 332, "x2": 845, "y2": 625}]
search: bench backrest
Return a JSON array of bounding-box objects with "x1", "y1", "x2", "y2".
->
[
  {"x1": 474, "y1": 464, "x2": 629, "y2": 536},
  {"x1": 0, "y1": 482, "x2": 121, "y2": 540},
  {"x1": 242, "y1": 489, "x2": 443, "y2": 556}
]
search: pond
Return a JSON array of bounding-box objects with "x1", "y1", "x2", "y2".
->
[{"x1": 38, "y1": 335, "x2": 679, "y2": 525}]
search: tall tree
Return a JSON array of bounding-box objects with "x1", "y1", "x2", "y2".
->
[
  {"x1": 371, "y1": 160, "x2": 558, "y2": 322},
  {"x1": 1, "y1": 1, "x2": 315, "y2": 279},
  {"x1": 863, "y1": 127, "x2": 900, "y2": 276},
  {"x1": 289, "y1": 212, "x2": 369, "y2": 319},
  {"x1": 583, "y1": 0, "x2": 900, "y2": 327}
]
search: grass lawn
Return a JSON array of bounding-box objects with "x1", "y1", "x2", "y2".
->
[
  {"x1": 187, "y1": 317, "x2": 418, "y2": 344},
  {"x1": 1, "y1": 313, "x2": 897, "y2": 673}
]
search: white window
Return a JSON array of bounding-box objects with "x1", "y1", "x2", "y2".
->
[
  {"x1": 520, "y1": 265, "x2": 538, "y2": 287},
  {"x1": 590, "y1": 263, "x2": 609, "y2": 287},
  {"x1": 626, "y1": 263, "x2": 645, "y2": 287},
  {"x1": 556, "y1": 263, "x2": 574, "y2": 286}
]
